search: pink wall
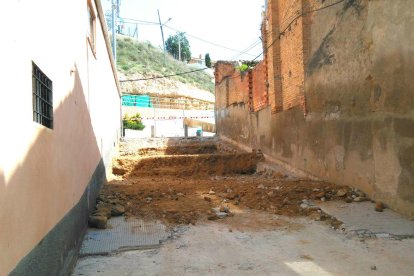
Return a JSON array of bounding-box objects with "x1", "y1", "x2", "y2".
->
[{"x1": 0, "y1": 0, "x2": 121, "y2": 274}]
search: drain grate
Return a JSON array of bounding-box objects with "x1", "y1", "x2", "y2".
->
[{"x1": 79, "y1": 217, "x2": 169, "y2": 256}]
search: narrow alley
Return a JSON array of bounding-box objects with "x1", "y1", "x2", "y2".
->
[
  {"x1": 2, "y1": 0, "x2": 414, "y2": 275},
  {"x1": 73, "y1": 137, "x2": 414, "y2": 275}
]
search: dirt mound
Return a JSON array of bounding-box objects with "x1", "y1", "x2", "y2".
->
[
  {"x1": 113, "y1": 153, "x2": 259, "y2": 177},
  {"x1": 100, "y1": 173, "x2": 351, "y2": 227},
  {"x1": 98, "y1": 138, "x2": 358, "y2": 229},
  {"x1": 137, "y1": 144, "x2": 218, "y2": 156}
]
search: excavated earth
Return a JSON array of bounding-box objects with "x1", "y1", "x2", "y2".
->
[{"x1": 97, "y1": 137, "x2": 366, "y2": 229}]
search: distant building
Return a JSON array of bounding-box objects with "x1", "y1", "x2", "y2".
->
[
  {"x1": 189, "y1": 54, "x2": 217, "y2": 68},
  {"x1": 189, "y1": 55, "x2": 206, "y2": 66},
  {"x1": 0, "y1": 0, "x2": 121, "y2": 275}
]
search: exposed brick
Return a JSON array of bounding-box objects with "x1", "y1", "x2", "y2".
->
[
  {"x1": 252, "y1": 61, "x2": 268, "y2": 112},
  {"x1": 228, "y1": 71, "x2": 250, "y2": 105},
  {"x1": 264, "y1": 0, "x2": 323, "y2": 113},
  {"x1": 215, "y1": 0, "x2": 322, "y2": 114},
  {"x1": 214, "y1": 62, "x2": 252, "y2": 109},
  {"x1": 214, "y1": 62, "x2": 235, "y2": 85}
]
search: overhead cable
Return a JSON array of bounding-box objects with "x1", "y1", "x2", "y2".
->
[
  {"x1": 163, "y1": 25, "x2": 257, "y2": 57},
  {"x1": 119, "y1": 68, "x2": 209, "y2": 82}
]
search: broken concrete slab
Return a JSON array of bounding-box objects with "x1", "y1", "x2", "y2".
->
[
  {"x1": 316, "y1": 201, "x2": 414, "y2": 238},
  {"x1": 80, "y1": 217, "x2": 169, "y2": 256}
]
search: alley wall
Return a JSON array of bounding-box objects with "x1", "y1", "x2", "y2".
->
[
  {"x1": 0, "y1": 0, "x2": 121, "y2": 275},
  {"x1": 215, "y1": 0, "x2": 414, "y2": 217}
]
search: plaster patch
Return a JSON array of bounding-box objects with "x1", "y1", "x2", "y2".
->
[{"x1": 373, "y1": 138, "x2": 400, "y2": 196}]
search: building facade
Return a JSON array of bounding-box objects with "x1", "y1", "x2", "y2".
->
[{"x1": 0, "y1": 0, "x2": 121, "y2": 275}]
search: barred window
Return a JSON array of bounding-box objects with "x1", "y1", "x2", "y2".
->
[{"x1": 32, "y1": 62, "x2": 53, "y2": 129}]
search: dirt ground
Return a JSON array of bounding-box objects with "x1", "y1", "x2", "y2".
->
[
  {"x1": 98, "y1": 138, "x2": 359, "y2": 229},
  {"x1": 76, "y1": 138, "x2": 414, "y2": 276}
]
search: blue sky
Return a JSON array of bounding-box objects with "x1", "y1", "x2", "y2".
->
[{"x1": 102, "y1": 0, "x2": 265, "y2": 61}]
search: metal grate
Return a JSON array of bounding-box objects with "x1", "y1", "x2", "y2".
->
[{"x1": 32, "y1": 62, "x2": 53, "y2": 129}]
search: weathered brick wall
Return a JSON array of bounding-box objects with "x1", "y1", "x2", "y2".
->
[
  {"x1": 215, "y1": 0, "x2": 324, "y2": 114},
  {"x1": 228, "y1": 72, "x2": 251, "y2": 105},
  {"x1": 265, "y1": 0, "x2": 323, "y2": 113},
  {"x1": 217, "y1": 0, "x2": 414, "y2": 218},
  {"x1": 252, "y1": 61, "x2": 268, "y2": 112},
  {"x1": 279, "y1": 0, "x2": 305, "y2": 111},
  {"x1": 214, "y1": 62, "x2": 235, "y2": 85},
  {"x1": 215, "y1": 77, "x2": 229, "y2": 109},
  {"x1": 266, "y1": 0, "x2": 283, "y2": 113},
  {"x1": 215, "y1": 62, "x2": 253, "y2": 110}
]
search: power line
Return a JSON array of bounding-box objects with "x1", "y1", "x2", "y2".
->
[
  {"x1": 252, "y1": 0, "x2": 346, "y2": 61},
  {"x1": 120, "y1": 17, "x2": 159, "y2": 25},
  {"x1": 114, "y1": 16, "x2": 260, "y2": 58},
  {"x1": 163, "y1": 25, "x2": 257, "y2": 57},
  {"x1": 230, "y1": 39, "x2": 262, "y2": 60},
  {"x1": 220, "y1": 0, "x2": 347, "y2": 82},
  {"x1": 121, "y1": 19, "x2": 159, "y2": 26},
  {"x1": 119, "y1": 68, "x2": 209, "y2": 82}
]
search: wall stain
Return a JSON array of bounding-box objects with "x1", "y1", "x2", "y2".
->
[
  {"x1": 307, "y1": 29, "x2": 336, "y2": 73},
  {"x1": 397, "y1": 144, "x2": 414, "y2": 203}
]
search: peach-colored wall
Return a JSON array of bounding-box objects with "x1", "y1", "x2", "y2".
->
[{"x1": 0, "y1": 0, "x2": 121, "y2": 274}]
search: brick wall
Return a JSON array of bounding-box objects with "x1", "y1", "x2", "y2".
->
[
  {"x1": 252, "y1": 61, "x2": 268, "y2": 112},
  {"x1": 215, "y1": 62, "x2": 254, "y2": 111},
  {"x1": 265, "y1": 0, "x2": 323, "y2": 113},
  {"x1": 279, "y1": 0, "x2": 304, "y2": 110},
  {"x1": 215, "y1": 1, "x2": 325, "y2": 115},
  {"x1": 214, "y1": 62, "x2": 235, "y2": 85},
  {"x1": 216, "y1": 0, "x2": 414, "y2": 218},
  {"x1": 266, "y1": 0, "x2": 283, "y2": 113},
  {"x1": 228, "y1": 71, "x2": 251, "y2": 105}
]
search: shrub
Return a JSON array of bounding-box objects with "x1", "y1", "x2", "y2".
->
[{"x1": 123, "y1": 113, "x2": 145, "y2": 131}]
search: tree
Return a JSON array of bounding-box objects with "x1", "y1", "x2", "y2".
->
[
  {"x1": 205, "y1": 53, "x2": 212, "y2": 68},
  {"x1": 165, "y1": 32, "x2": 191, "y2": 62}
]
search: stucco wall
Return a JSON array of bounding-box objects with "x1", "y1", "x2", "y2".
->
[
  {"x1": 216, "y1": 0, "x2": 414, "y2": 218},
  {"x1": 0, "y1": 0, "x2": 121, "y2": 274}
]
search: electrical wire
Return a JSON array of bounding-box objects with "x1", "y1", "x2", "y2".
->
[
  {"x1": 230, "y1": 39, "x2": 262, "y2": 60},
  {"x1": 251, "y1": 0, "x2": 346, "y2": 62},
  {"x1": 220, "y1": 0, "x2": 347, "y2": 82},
  {"x1": 120, "y1": 17, "x2": 159, "y2": 25},
  {"x1": 120, "y1": 0, "x2": 346, "y2": 83},
  {"x1": 163, "y1": 25, "x2": 257, "y2": 57},
  {"x1": 116, "y1": 16, "x2": 260, "y2": 58},
  {"x1": 119, "y1": 68, "x2": 209, "y2": 82}
]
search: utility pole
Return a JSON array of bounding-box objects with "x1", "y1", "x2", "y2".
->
[
  {"x1": 157, "y1": 9, "x2": 166, "y2": 65},
  {"x1": 133, "y1": 23, "x2": 138, "y2": 40},
  {"x1": 116, "y1": 0, "x2": 121, "y2": 34},
  {"x1": 111, "y1": 0, "x2": 117, "y2": 62},
  {"x1": 157, "y1": 10, "x2": 172, "y2": 66},
  {"x1": 178, "y1": 32, "x2": 186, "y2": 62},
  {"x1": 178, "y1": 35, "x2": 181, "y2": 62}
]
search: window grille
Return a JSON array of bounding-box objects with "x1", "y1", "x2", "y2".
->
[{"x1": 32, "y1": 62, "x2": 53, "y2": 129}]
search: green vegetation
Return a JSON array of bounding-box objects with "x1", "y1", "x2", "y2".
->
[
  {"x1": 205, "y1": 53, "x2": 211, "y2": 68},
  {"x1": 123, "y1": 113, "x2": 145, "y2": 131},
  {"x1": 165, "y1": 32, "x2": 191, "y2": 62},
  {"x1": 236, "y1": 60, "x2": 260, "y2": 72},
  {"x1": 117, "y1": 36, "x2": 214, "y2": 93},
  {"x1": 236, "y1": 64, "x2": 249, "y2": 72}
]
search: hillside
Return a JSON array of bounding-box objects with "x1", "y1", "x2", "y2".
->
[{"x1": 116, "y1": 36, "x2": 214, "y2": 102}]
